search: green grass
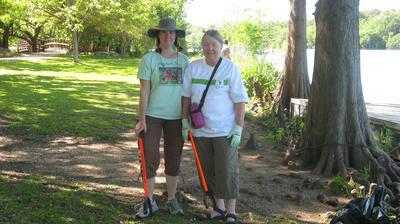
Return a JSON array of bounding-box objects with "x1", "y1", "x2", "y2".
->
[
  {"x1": 0, "y1": 174, "x2": 128, "y2": 223},
  {"x1": 0, "y1": 55, "x2": 138, "y2": 76},
  {"x1": 0, "y1": 173, "x2": 222, "y2": 224},
  {"x1": 0, "y1": 55, "x2": 140, "y2": 141},
  {"x1": 1, "y1": 172, "x2": 266, "y2": 224},
  {"x1": 0, "y1": 55, "x2": 293, "y2": 223}
]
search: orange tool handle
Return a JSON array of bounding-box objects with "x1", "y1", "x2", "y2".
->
[
  {"x1": 138, "y1": 133, "x2": 149, "y2": 197},
  {"x1": 189, "y1": 131, "x2": 208, "y2": 192}
]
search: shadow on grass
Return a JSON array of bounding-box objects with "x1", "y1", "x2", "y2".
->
[
  {"x1": 0, "y1": 55, "x2": 140, "y2": 76},
  {"x1": 0, "y1": 173, "x2": 218, "y2": 224},
  {"x1": 0, "y1": 74, "x2": 139, "y2": 141},
  {"x1": 0, "y1": 174, "x2": 130, "y2": 223}
]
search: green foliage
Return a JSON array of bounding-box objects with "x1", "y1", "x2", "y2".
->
[
  {"x1": 360, "y1": 34, "x2": 386, "y2": 49},
  {"x1": 265, "y1": 127, "x2": 285, "y2": 143},
  {"x1": 375, "y1": 125, "x2": 395, "y2": 152},
  {"x1": 218, "y1": 19, "x2": 288, "y2": 56},
  {"x1": 330, "y1": 174, "x2": 350, "y2": 195},
  {"x1": 347, "y1": 176, "x2": 362, "y2": 197},
  {"x1": 263, "y1": 115, "x2": 305, "y2": 145},
  {"x1": 247, "y1": 104, "x2": 305, "y2": 146},
  {"x1": 1, "y1": 0, "x2": 187, "y2": 55},
  {"x1": 359, "y1": 10, "x2": 400, "y2": 49},
  {"x1": 285, "y1": 116, "x2": 305, "y2": 146},
  {"x1": 267, "y1": 22, "x2": 289, "y2": 50},
  {"x1": 242, "y1": 61, "x2": 279, "y2": 100},
  {"x1": 306, "y1": 20, "x2": 316, "y2": 49},
  {"x1": 304, "y1": 9, "x2": 400, "y2": 49},
  {"x1": 361, "y1": 163, "x2": 372, "y2": 182},
  {"x1": 232, "y1": 20, "x2": 266, "y2": 55},
  {"x1": 217, "y1": 9, "x2": 400, "y2": 52},
  {"x1": 185, "y1": 25, "x2": 204, "y2": 54},
  {"x1": 387, "y1": 33, "x2": 400, "y2": 49}
]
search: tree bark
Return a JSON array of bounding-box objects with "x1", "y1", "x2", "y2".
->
[
  {"x1": 299, "y1": 0, "x2": 400, "y2": 185},
  {"x1": 31, "y1": 26, "x2": 43, "y2": 52},
  {"x1": 13, "y1": 24, "x2": 43, "y2": 52},
  {"x1": 72, "y1": 28, "x2": 79, "y2": 63},
  {"x1": 1, "y1": 23, "x2": 12, "y2": 49},
  {"x1": 274, "y1": 0, "x2": 310, "y2": 113}
]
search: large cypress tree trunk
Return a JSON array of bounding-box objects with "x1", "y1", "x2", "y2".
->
[
  {"x1": 274, "y1": 0, "x2": 310, "y2": 113},
  {"x1": 300, "y1": 0, "x2": 400, "y2": 186}
]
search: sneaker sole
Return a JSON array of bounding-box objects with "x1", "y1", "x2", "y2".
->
[
  {"x1": 135, "y1": 208, "x2": 159, "y2": 219},
  {"x1": 170, "y1": 210, "x2": 184, "y2": 215}
]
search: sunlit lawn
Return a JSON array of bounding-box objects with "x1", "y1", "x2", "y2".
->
[
  {"x1": 0, "y1": 55, "x2": 294, "y2": 223},
  {"x1": 0, "y1": 173, "x2": 232, "y2": 224},
  {"x1": 0, "y1": 55, "x2": 140, "y2": 141},
  {"x1": 0, "y1": 172, "x2": 292, "y2": 223}
]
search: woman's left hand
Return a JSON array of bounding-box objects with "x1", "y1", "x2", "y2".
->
[{"x1": 227, "y1": 124, "x2": 243, "y2": 149}]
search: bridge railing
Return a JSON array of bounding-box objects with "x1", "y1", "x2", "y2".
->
[
  {"x1": 17, "y1": 38, "x2": 70, "y2": 52},
  {"x1": 41, "y1": 38, "x2": 70, "y2": 50}
]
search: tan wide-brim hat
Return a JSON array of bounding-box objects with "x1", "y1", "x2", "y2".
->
[{"x1": 147, "y1": 17, "x2": 186, "y2": 38}]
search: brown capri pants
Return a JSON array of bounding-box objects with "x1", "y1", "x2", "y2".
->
[
  {"x1": 143, "y1": 116, "x2": 184, "y2": 178},
  {"x1": 194, "y1": 136, "x2": 239, "y2": 199}
]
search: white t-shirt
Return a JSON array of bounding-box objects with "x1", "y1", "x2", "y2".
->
[{"x1": 182, "y1": 58, "x2": 249, "y2": 137}]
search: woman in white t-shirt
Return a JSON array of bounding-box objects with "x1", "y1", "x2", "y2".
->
[{"x1": 182, "y1": 30, "x2": 248, "y2": 224}]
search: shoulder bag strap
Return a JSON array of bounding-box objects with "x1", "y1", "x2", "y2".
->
[{"x1": 198, "y1": 57, "x2": 223, "y2": 111}]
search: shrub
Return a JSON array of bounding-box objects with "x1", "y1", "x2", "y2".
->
[
  {"x1": 242, "y1": 61, "x2": 279, "y2": 102},
  {"x1": 387, "y1": 33, "x2": 400, "y2": 49},
  {"x1": 329, "y1": 174, "x2": 351, "y2": 195},
  {"x1": 375, "y1": 125, "x2": 395, "y2": 152}
]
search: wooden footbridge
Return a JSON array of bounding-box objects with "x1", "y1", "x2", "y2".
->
[
  {"x1": 17, "y1": 38, "x2": 69, "y2": 52},
  {"x1": 41, "y1": 38, "x2": 69, "y2": 50}
]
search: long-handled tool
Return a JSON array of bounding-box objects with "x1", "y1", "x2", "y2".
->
[
  {"x1": 188, "y1": 131, "x2": 216, "y2": 209},
  {"x1": 137, "y1": 131, "x2": 153, "y2": 217}
]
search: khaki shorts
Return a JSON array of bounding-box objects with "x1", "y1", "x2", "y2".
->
[
  {"x1": 194, "y1": 136, "x2": 239, "y2": 199},
  {"x1": 142, "y1": 116, "x2": 183, "y2": 178}
]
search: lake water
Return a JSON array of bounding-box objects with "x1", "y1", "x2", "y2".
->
[{"x1": 263, "y1": 49, "x2": 400, "y2": 104}]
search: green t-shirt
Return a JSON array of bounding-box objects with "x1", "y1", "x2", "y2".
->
[{"x1": 138, "y1": 51, "x2": 189, "y2": 119}]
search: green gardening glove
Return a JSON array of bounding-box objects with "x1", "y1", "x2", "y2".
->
[
  {"x1": 227, "y1": 124, "x2": 243, "y2": 149},
  {"x1": 182, "y1": 118, "x2": 192, "y2": 141}
]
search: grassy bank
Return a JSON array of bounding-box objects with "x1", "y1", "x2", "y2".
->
[
  {"x1": 0, "y1": 56, "x2": 140, "y2": 141},
  {"x1": 0, "y1": 55, "x2": 299, "y2": 223}
]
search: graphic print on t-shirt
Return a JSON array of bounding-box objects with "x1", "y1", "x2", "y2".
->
[{"x1": 159, "y1": 67, "x2": 182, "y2": 84}]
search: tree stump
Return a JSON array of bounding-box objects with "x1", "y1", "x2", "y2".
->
[{"x1": 242, "y1": 133, "x2": 257, "y2": 150}]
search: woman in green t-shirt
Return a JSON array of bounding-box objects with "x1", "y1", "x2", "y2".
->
[{"x1": 135, "y1": 17, "x2": 189, "y2": 219}]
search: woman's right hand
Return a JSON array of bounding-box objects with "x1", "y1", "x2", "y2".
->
[
  {"x1": 135, "y1": 120, "x2": 147, "y2": 135},
  {"x1": 181, "y1": 118, "x2": 192, "y2": 141}
]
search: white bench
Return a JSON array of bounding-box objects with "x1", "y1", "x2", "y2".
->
[{"x1": 290, "y1": 98, "x2": 309, "y2": 117}]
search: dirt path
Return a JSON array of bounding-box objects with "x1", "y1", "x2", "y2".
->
[
  {"x1": 0, "y1": 122, "x2": 345, "y2": 223},
  {"x1": 0, "y1": 50, "x2": 67, "y2": 61}
]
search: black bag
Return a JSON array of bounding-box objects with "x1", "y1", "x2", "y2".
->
[
  {"x1": 363, "y1": 185, "x2": 391, "y2": 224},
  {"x1": 330, "y1": 185, "x2": 394, "y2": 224},
  {"x1": 330, "y1": 198, "x2": 366, "y2": 224}
]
